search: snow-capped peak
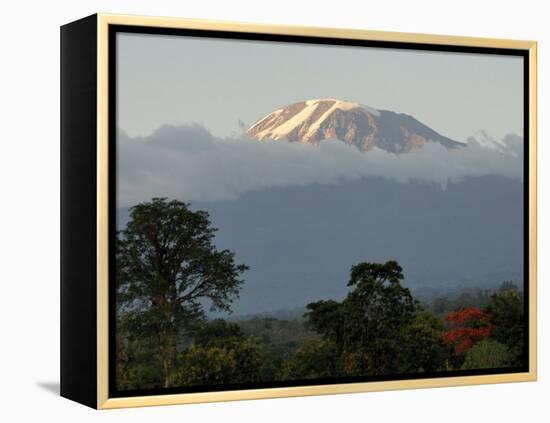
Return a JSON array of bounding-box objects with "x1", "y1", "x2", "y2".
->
[
  {"x1": 469, "y1": 130, "x2": 506, "y2": 150},
  {"x1": 247, "y1": 99, "x2": 464, "y2": 154},
  {"x1": 467, "y1": 130, "x2": 522, "y2": 158},
  {"x1": 304, "y1": 98, "x2": 381, "y2": 117}
]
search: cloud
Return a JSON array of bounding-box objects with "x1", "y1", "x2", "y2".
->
[{"x1": 117, "y1": 124, "x2": 523, "y2": 207}]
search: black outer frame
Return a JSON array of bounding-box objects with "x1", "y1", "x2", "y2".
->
[
  {"x1": 60, "y1": 14, "x2": 98, "y2": 408},
  {"x1": 60, "y1": 14, "x2": 531, "y2": 409}
]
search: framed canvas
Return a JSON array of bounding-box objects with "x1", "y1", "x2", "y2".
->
[{"x1": 60, "y1": 13, "x2": 537, "y2": 409}]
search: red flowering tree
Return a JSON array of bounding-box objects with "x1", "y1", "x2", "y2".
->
[{"x1": 443, "y1": 307, "x2": 493, "y2": 356}]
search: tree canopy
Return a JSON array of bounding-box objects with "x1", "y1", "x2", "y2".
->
[
  {"x1": 305, "y1": 261, "x2": 418, "y2": 375},
  {"x1": 116, "y1": 198, "x2": 248, "y2": 388}
]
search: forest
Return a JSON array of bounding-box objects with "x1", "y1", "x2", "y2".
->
[{"x1": 115, "y1": 198, "x2": 525, "y2": 391}]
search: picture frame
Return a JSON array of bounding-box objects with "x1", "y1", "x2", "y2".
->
[{"x1": 60, "y1": 13, "x2": 537, "y2": 409}]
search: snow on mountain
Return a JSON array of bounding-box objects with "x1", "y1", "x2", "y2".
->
[
  {"x1": 247, "y1": 99, "x2": 465, "y2": 154},
  {"x1": 467, "y1": 130, "x2": 522, "y2": 157},
  {"x1": 468, "y1": 130, "x2": 506, "y2": 150}
]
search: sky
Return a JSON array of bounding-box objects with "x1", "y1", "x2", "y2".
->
[{"x1": 117, "y1": 32, "x2": 524, "y2": 142}]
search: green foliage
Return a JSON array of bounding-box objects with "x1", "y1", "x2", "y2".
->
[
  {"x1": 116, "y1": 312, "x2": 164, "y2": 390},
  {"x1": 399, "y1": 310, "x2": 449, "y2": 373},
  {"x1": 341, "y1": 261, "x2": 417, "y2": 375},
  {"x1": 117, "y1": 198, "x2": 248, "y2": 314},
  {"x1": 237, "y1": 317, "x2": 319, "y2": 378},
  {"x1": 486, "y1": 282, "x2": 524, "y2": 366},
  {"x1": 177, "y1": 337, "x2": 266, "y2": 386},
  {"x1": 305, "y1": 261, "x2": 417, "y2": 376},
  {"x1": 304, "y1": 300, "x2": 342, "y2": 343},
  {"x1": 280, "y1": 339, "x2": 339, "y2": 379},
  {"x1": 461, "y1": 339, "x2": 513, "y2": 369},
  {"x1": 116, "y1": 198, "x2": 248, "y2": 388},
  {"x1": 193, "y1": 319, "x2": 244, "y2": 347}
]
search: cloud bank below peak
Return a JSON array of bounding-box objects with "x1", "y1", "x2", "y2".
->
[{"x1": 117, "y1": 124, "x2": 523, "y2": 207}]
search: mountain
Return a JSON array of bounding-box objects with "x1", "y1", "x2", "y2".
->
[
  {"x1": 196, "y1": 175, "x2": 523, "y2": 314},
  {"x1": 467, "y1": 130, "x2": 523, "y2": 158},
  {"x1": 117, "y1": 175, "x2": 523, "y2": 315},
  {"x1": 247, "y1": 99, "x2": 466, "y2": 153},
  {"x1": 468, "y1": 130, "x2": 506, "y2": 151}
]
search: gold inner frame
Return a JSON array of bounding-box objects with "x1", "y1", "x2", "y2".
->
[{"x1": 95, "y1": 13, "x2": 537, "y2": 409}]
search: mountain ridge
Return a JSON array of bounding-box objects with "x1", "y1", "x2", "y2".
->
[{"x1": 247, "y1": 99, "x2": 466, "y2": 154}]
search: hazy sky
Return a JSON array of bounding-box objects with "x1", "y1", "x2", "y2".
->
[{"x1": 117, "y1": 32, "x2": 523, "y2": 142}]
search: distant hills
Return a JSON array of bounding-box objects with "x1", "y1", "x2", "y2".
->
[{"x1": 191, "y1": 175, "x2": 523, "y2": 315}]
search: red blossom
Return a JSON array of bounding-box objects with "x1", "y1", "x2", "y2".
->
[{"x1": 443, "y1": 307, "x2": 493, "y2": 355}]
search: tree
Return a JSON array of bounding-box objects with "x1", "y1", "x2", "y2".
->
[
  {"x1": 341, "y1": 261, "x2": 417, "y2": 375},
  {"x1": 193, "y1": 319, "x2": 244, "y2": 347},
  {"x1": 305, "y1": 261, "x2": 417, "y2": 376},
  {"x1": 177, "y1": 336, "x2": 266, "y2": 386},
  {"x1": 399, "y1": 310, "x2": 449, "y2": 373},
  {"x1": 116, "y1": 198, "x2": 248, "y2": 387},
  {"x1": 115, "y1": 311, "x2": 164, "y2": 390},
  {"x1": 443, "y1": 307, "x2": 492, "y2": 357},
  {"x1": 304, "y1": 300, "x2": 342, "y2": 344},
  {"x1": 281, "y1": 339, "x2": 338, "y2": 379},
  {"x1": 486, "y1": 283, "x2": 524, "y2": 366},
  {"x1": 461, "y1": 339, "x2": 513, "y2": 370}
]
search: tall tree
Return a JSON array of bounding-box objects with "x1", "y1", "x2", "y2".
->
[
  {"x1": 341, "y1": 261, "x2": 417, "y2": 374},
  {"x1": 486, "y1": 282, "x2": 524, "y2": 366},
  {"x1": 399, "y1": 310, "x2": 448, "y2": 373},
  {"x1": 116, "y1": 198, "x2": 248, "y2": 388},
  {"x1": 306, "y1": 261, "x2": 417, "y2": 376}
]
